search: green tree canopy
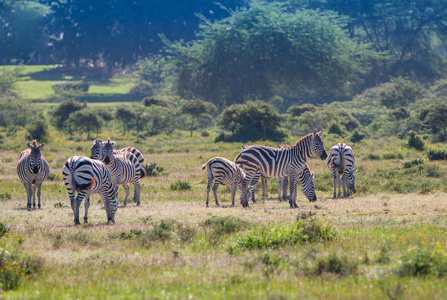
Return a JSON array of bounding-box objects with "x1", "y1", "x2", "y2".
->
[
  {"x1": 166, "y1": 2, "x2": 372, "y2": 106},
  {"x1": 115, "y1": 106, "x2": 136, "y2": 136},
  {"x1": 218, "y1": 101, "x2": 287, "y2": 142},
  {"x1": 50, "y1": 100, "x2": 84, "y2": 135},
  {"x1": 181, "y1": 99, "x2": 208, "y2": 137}
]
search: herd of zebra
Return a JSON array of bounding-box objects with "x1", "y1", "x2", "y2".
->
[{"x1": 16, "y1": 130, "x2": 357, "y2": 225}]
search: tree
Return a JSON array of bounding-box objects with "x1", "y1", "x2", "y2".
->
[
  {"x1": 0, "y1": 67, "x2": 21, "y2": 95},
  {"x1": 26, "y1": 118, "x2": 50, "y2": 143},
  {"x1": 218, "y1": 101, "x2": 287, "y2": 142},
  {"x1": 68, "y1": 109, "x2": 103, "y2": 140},
  {"x1": 95, "y1": 108, "x2": 114, "y2": 129},
  {"x1": 166, "y1": 2, "x2": 371, "y2": 106},
  {"x1": 115, "y1": 107, "x2": 136, "y2": 136},
  {"x1": 181, "y1": 100, "x2": 208, "y2": 137},
  {"x1": 424, "y1": 103, "x2": 447, "y2": 139},
  {"x1": 50, "y1": 100, "x2": 84, "y2": 135}
]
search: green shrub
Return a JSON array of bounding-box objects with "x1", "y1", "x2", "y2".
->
[
  {"x1": 403, "y1": 159, "x2": 424, "y2": 169},
  {"x1": 408, "y1": 132, "x2": 425, "y2": 151},
  {"x1": 201, "y1": 130, "x2": 210, "y2": 137},
  {"x1": 170, "y1": 180, "x2": 191, "y2": 191},
  {"x1": 365, "y1": 153, "x2": 381, "y2": 160},
  {"x1": 234, "y1": 219, "x2": 336, "y2": 250},
  {"x1": 0, "y1": 222, "x2": 9, "y2": 237},
  {"x1": 311, "y1": 252, "x2": 359, "y2": 276},
  {"x1": 26, "y1": 119, "x2": 50, "y2": 143},
  {"x1": 203, "y1": 216, "x2": 247, "y2": 235},
  {"x1": 327, "y1": 122, "x2": 345, "y2": 136},
  {"x1": 146, "y1": 220, "x2": 175, "y2": 241},
  {"x1": 427, "y1": 148, "x2": 447, "y2": 161},
  {"x1": 0, "y1": 248, "x2": 42, "y2": 291},
  {"x1": 0, "y1": 192, "x2": 11, "y2": 200},
  {"x1": 382, "y1": 152, "x2": 404, "y2": 160},
  {"x1": 287, "y1": 104, "x2": 316, "y2": 117},
  {"x1": 52, "y1": 81, "x2": 89, "y2": 94},
  {"x1": 350, "y1": 129, "x2": 367, "y2": 143},
  {"x1": 397, "y1": 247, "x2": 447, "y2": 277},
  {"x1": 143, "y1": 163, "x2": 165, "y2": 176}
]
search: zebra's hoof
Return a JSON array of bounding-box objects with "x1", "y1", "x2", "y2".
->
[{"x1": 74, "y1": 221, "x2": 81, "y2": 226}]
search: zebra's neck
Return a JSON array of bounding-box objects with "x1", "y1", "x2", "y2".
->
[{"x1": 291, "y1": 135, "x2": 313, "y2": 160}]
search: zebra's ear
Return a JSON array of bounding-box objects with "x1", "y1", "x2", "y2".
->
[
  {"x1": 311, "y1": 172, "x2": 315, "y2": 179},
  {"x1": 313, "y1": 129, "x2": 317, "y2": 135},
  {"x1": 318, "y1": 129, "x2": 324, "y2": 137},
  {"x1": 27, "y1": 142, "x2": 32, "y2": 148},
  {"x1": 352, "y1": 167, "x2": 358, "y2": 173},
  {"x1": 241, "y1": 145, "x2": 245, "y2": 150},
  {"x1": 38, "y1": 143, "x2": 45, "y2": 149},
  {"x1": 111, "y1": 141, "x2": 116, "y2": 146}
]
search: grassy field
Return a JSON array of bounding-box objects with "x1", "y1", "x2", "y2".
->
[{"x1": 1, "y1": 129, "x2": 447, "y2": 299}]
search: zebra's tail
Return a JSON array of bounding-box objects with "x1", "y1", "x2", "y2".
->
[
  {"x1": 234, "y1": 159, "x2": 248, "y2": 165},
  {"x1": 234, "y1": 152, "x2": 243, "y2": 163},
  {"x1": 139, "y1": 166, "x2": 146, "y2": 179}
]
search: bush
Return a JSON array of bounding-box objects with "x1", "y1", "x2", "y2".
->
[
  {"x1": 26, "y1": 119, "x2": 50, "y2": 143},
  {"x1": 287, "y1": 104, "x2": 316, "y2": 117},
  {"x1": 170, "y1": 180, "x2": 191, "y2": 191},
  {"x1": 0, "y1": 193, "x2": 11, "y2": 200},
  {"x1": 327, "y1": 122, "x2": 345, "y2": 136},
  {"x1": 143, "y1": 163, "x2": 165, "y2": 176},
  {"x1": 427, "y1": 148, "x2": 447, "y2": 161},
  {"x1": 52, "y1": 81, "x2": 89, "y2": 94},
  {"x1": 0, "y1": 222, "x2": 9, "y2": 237},
  {"x1": 382, "y1": 152, "x2": 404, "y2": 160},
  {"x1": 350, "y1": 129, "x2": 367, "y2": 143},
  {"x1": 144, "y1": 220, "x2": 196, "y2": 243},
  {"x1": 0, "y1": 248, "x2": 41, "y2": 291},
  {"x1": 365, "y1": 153, "x2": 381, "y2": 160},
  {"x1": 408, "y1": 132, "x2": 425, "y2": 151},
  {"x1": 234, "y1": 219, "x2": 336, "y2": 250},
  {"x1": 142, "y1": 97, "x2": 168, "y2": 107},
  {"x1": 397, "y1": 247, "x2": 447, "y2": 277},
  {"x1": 402, "y1": 159, "x2": 424, "y2": 169},
  {"x1": 310, "y1": 252, "x2": 359, "y2": 276},
  {"x1": 203, "y1": 216, "x2": 247, "y2": 235}
]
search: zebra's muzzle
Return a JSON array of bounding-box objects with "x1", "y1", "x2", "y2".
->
[
  {"x1": 33, "y1": 166, "x2": 39, "y2": 174},
  {"x1": 104, "y1": 156, "x2": 110, "y2": 164},
  {"x1": 320, "y1": 151, "x2": 328, "y2": 160}
]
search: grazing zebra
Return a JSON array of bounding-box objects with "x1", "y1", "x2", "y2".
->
[
  {"x1": 235, "y1": 130, "x2": 327, "y2": 208},
  {"x1": 201, "y1": 157, "x2": 248, "y2": 207},
  {"x1": 327, "y1": 143, "x2": 357, "y2": 198},
  {"x1": 90, "y1": 139, "x2": 145, "y2": 166},
  {"x1": 62, "y1": 156, "x2": 118, "y2": 225},
  {"x1": 17, "y1": 140, "x2": 49, "y2": 209},
  {"x1": 102, "y1": 139, "x2": 145, "y2": 206}
]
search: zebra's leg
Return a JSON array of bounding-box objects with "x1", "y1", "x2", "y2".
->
[
  {"x1": 332, "y1": 169, "x2": 337, "y2": 199},
  {"x1": 240, "y1": 180, "x2": 250, "y2": 208},
  {"x1": 282, "y1": 177, "x2": 288, "y2": 202},
  {"x1": 342, "y1": 174, "x2": 348, "y2": 198},
  {"x1": 250, "y1": 175, "x2": 261, "y2": 203},
  {"x1": 206, "y1": 177, "x2": 212, "y2": 207},
  {"x1": 288, "y1": 173, "x2": 299, "y2": 208},
  {"x1": 74, "y1": 192, "x2": 86, "y2": 225},
  {"x1": 36, "y1": 180, "x2": 43, "y2": 209},
  {"x1": 23, "y1": 181, "x2": 32, "y2": 209},
  {"x1": 132, "y1": 179, "x2": 141, "y2": 206},
  {"x1": 262, "y1": 177, "x2": 268, "y2": 197},
  {"x1": 251, "y1": 185, "x2": 256, "y2": 203},
  {"x1": 337, "y1": 172, "x2": 342, "y2": 198},
  {"x1": 84, "y1": 195, "x2": 90, "y2": 223},
  {"x1": 101, "y1": 189, "x2": 117, "y2": 224},
  {"x1": 122, "y1": 184, "x2": 130, "y2": 206},
  {"x1": 230, "y1": 184, "x2": 237, "y2": 207},
  {"x1": 212, "y1": 181, "x2": 220, "y2": 206},
  {"x1": 31, "y1": 183, "x2": 37, "y2": 208},
  {"x1": 277, "y1": 178, "x2": 282, "y2": 201}
]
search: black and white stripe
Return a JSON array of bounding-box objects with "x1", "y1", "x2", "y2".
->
[
  {"x1": 90, "y1": 139, "x2": 145, "y2": 166},
  {"x1": 327, "y1": 143, "x2": 357, "y2": 198},
  {"x1": 201, "y1": 157, "x2": 246, "y2": 207},
  {"x1": 235, "y1": 130, "x2": 327, "y2": 208},
  {"x1": 62, "y1": 156, "x2": 118, "y2": 225},
  {"x1": 241, "y1": 146, "x2": 268, "y2": 203},
  {"x1": 277, "y1": 163, "x2": 316, "y2": 202},
  {"x1": 17, "y1": 140, "x2": 49, "y2": 209},
  {"x1": 102, "y1": 139, "x2": 144, "y2": 206}
]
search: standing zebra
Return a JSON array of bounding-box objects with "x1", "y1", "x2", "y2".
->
[
  {"x1": 201, "y1": 157, "x2": 248, "y2": 207},
  {"x1": 17, "y1": 140, "x2": 49, "y2": 209},
  {"x1": 62, "y1": 156, "x2": 118, "y2": 225},
  {"x1": 102, "y1": 139, "x2": 145, "y2": 206},
  {"x1": 327, "y1": 143, "x2": 357, "y2": 198},
  {"x1": 235, "y1": 130, "x2": 327, "y2": 208},
  {"x1": 90, "y1": 139, "x2": 145, "y2": 205},
  {"x1": 241, "y1": 146, "x2": 268, "y2": 203}
]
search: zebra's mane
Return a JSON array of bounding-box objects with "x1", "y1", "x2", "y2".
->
[
  {"x1": 293, "y1": 132, "x2": 313, "y2": 147},
  {"x1": 32, "y1": 140, "x2": 37, "y2": 146},
  {"x1": 94, "y1": 138, "x2": 104, "y2": 143}
]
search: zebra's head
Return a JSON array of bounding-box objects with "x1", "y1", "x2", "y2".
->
[
  {"x1": 90, "y1": 139, "x2": 104, "y2": 160},
  {"x1": 103, "y1": 138, "x2": 116, "y2": 165},
  {"x1": 348, "y1": 167, "x2": 358, "y2": 195},
  {"x1": 312, "y1": 129, "x2": 328, "y2": 160},
  {"x1": 27, "y1": 140, "x2": 44, "y2": 174},
  {"x1": 300, "y1": 167, "x2": 316, "y2": 202}
]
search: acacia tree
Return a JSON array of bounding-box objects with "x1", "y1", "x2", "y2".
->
[
  {"x1": 50, "y1": 100, "x2": 84, "y2": 135},
  {"x1": 424, "y1": 103, "x2": 447, "y2": 139},
  {"x1": 115, "y1": 107, "x2": 136, "y2": 136},
  {"x1": 181, "y1": 100, "x2": 207, "y2": 137},
  {"x1": 68, "y1": 109, "x2": 103, "y2": 140},
  {"x1": 166, "y1": 2, "x2": 371, "y2": 106}
]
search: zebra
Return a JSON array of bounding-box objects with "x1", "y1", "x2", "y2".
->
[
  {"x1": 241, "y1": 146, "x2": 268, "y2": 203},
  {"x1": 235, "y1": 130, "x2": 327, "y2": 208},
  {"x1": 327, "y1": 143, "x2": 357, "y2": 198},
  {"x1": 102, "y1": 139, "x2": 145, "y2": 206},
  {"x1": 17, "y1": 140, "x2": 49, "y2": 209},
  {"x1": 62, "y1": 156, "x2": 118, "y2": 225},
  {"x1": 201, "y1": 157, "x2": 249, "y2": 207},
  {"x1": 90, "y1": 139, "x2": 145, "y2": 167}
]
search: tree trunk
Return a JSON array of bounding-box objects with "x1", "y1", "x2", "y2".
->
[{"x1": 190, "y1": 118, "x2": 195, "y2": 137}]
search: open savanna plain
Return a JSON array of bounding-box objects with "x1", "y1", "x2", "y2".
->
[{"x1": 1, "y1": 130, "x2": 447, "y2": 299}]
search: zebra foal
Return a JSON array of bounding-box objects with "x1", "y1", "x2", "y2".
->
[
  {"x1": 201, "y1": 157, "x2": 247, "y2": 207},
  {"x1": 17, "y1": 140, "x2": 49, "y2": 209},
  {"x1": 277, "y1": 163, "x2": 315, "y2": 203},
  {"x1": 327, "y1": 143, "x2": 357, "y2": 198},
  {"x1": 62, "y1": 156, "x2": 118, "y2": 225},
  {"x1": 235, "y1": 130, "x2": 327, "y2": 208},
  {"x1": 102, "y1": 139, "x2": 145, "y2": 206}
]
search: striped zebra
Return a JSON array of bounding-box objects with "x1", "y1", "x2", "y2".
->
[
  {"x1": 102, "y1": 139, "x2": 145, "y2": 206},
  {"x1": 327, "y1": 143, "x2": 357, "y2": 198},
  {"x1": 17, "y1": 140, "x2": 49, "y2": 209},
  {"x1": 62, "y1": 156, "x2": 118, "y2": 225},
  {"x1": 90, "y1": 139, "x2": 145, "y2": 166},
  {"x1": 235, "y1": 130, "x2": 327, "y2": 208},
  {"x1": 201, "y1": 157, "x2": 248, "y2": 207},
  {"x1": 277, "y1": 163, "x2": 316, "y2": 202},
  {"x1": 241, "y1": 146, "x2": 268, "y2": 203}
]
